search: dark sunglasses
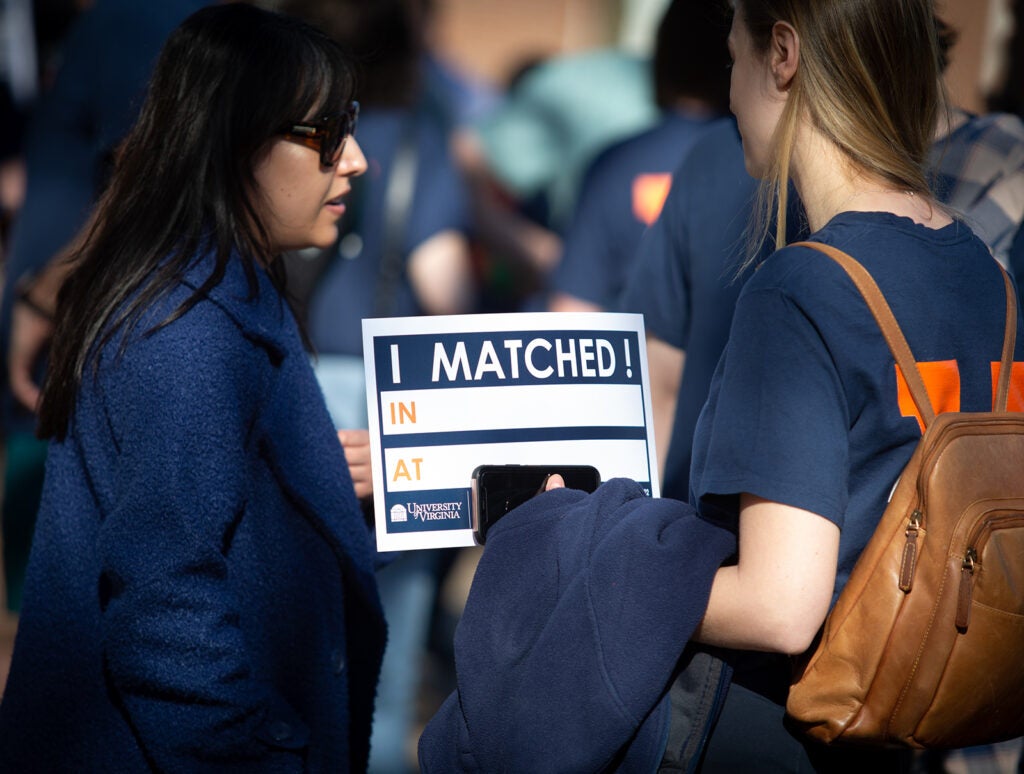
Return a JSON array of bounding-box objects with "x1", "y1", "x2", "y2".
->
[{"x1": 280, "y1": 101, "x2": 359, "y2": 166}]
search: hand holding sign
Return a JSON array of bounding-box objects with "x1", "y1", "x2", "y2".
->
[{"x1": 338, "y1": 429, "x2": 373, "y2": 500}]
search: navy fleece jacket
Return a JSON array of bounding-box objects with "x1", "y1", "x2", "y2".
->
[{"x1": 419, "y1": 478, "x2": 735, "y2": 772}]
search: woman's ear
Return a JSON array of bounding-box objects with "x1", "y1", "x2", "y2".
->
[{"x1": 769, "y1": 20, "x2": 800, "y2": 90}]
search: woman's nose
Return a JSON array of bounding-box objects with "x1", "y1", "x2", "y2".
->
[{"x1": 338, "y1": 136, "x2": 367, "y2": 177}]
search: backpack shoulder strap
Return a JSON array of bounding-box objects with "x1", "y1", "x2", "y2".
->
[
  {"x1": 994, "y1": 268, "x2": 1018, "y2": 411},
  {"x1": 792, "y1": 241, "x2": 1018, "y2": 423},
  {"x1": 792, "y1": 240, "x2": 936, "y2": 427}
]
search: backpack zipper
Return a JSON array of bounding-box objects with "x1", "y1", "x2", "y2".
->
[
  {"x1": 955, "y1": 513, "x2": 1024, "y2": 631},
  {"x1": 899, "y1": 509, "x2": 922, "y2": 592},
  {"x1": 902, "y1": 416, "x2": 1018, "y2": 593}
]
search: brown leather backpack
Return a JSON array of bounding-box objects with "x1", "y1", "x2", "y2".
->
[{"x1": 784, "y1": 242, "x2": 1024, "y2": 748}]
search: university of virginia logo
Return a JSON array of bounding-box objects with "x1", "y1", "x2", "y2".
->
[
  {"x1": 406, "y1": 501, "x2": 463, "y2": 522},
  {"x1": 389, "y1": 499, "x2": 464, "y2": 523},
  {"x1": 385, "y1": 489, "x2": 472, "y2": 534}
]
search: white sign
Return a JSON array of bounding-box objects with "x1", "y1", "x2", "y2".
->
[{"x1": 363, "y1": 313, "x2": 660, "y2": 551}]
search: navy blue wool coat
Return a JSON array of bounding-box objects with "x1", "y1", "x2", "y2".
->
[{"x1": 0, "y1": 252, "x2": 385, "y2": 772}]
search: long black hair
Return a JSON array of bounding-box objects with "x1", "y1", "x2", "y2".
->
[{"x1": 38, "y1": 3, "x2": 357, "y2": 440}]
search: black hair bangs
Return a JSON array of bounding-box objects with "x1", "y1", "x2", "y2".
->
[{"x1": 260, "y1": 16, "x2": 358, "y2": 128}]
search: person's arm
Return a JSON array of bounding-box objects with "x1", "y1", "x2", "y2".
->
[
  {"x1": 694, "y1": 493, "x2": 839, "y2": 654},
  {"x1": 687, "y1": 256, "x2": 852, "y2": 655},
  {"x1": 2, "y1": 13, "x2": 99, "y2": 412},
  {"x1": 452, "y1": 129, "x2": 562, "y2": 278},
  {"x1": 547, "y1": 293, "x2": 602, "y2": 313},
  {"x1": 9, "y1": 259, "x2": 72, "y2": 410},
  {"x1": 5, "y1": 1, "x2": 189, "y2": 412},
  {"x1": 404, "y1": 116, "x2": 478, "y2": 316},
  {"x1": 407, "y1": 229, "x2": 475, "y2": 315},
  {"x1": 645, "y1": 334, "x2": 684, "y2": 481},
  {"x1": 546, "y1": 420, "x2": 839, "y2": 658},
  {"x1": 545, "y1": 145, "x2": 625, "y2": 311},
  {"x1": 543, "y1": 475, "x2": 835, "y2": 656},
  {"x1": 617, "y1": 161, "x2": 693, "y2": 478}
]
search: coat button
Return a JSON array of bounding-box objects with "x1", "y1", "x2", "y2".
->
[
  {"x1": 269, "y1": 721, "x2": 292, "y2": 742},
  {"x1": 332, "y1": 649, "x2": 346, "y2": 675}
]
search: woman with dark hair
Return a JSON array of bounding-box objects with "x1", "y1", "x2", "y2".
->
[{"x1": 0, "y1": 5, "x2": 385, "y2": 771}]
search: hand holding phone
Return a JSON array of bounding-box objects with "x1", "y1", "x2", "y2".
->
[
  {"x1": 543, "y1": 474, "x2": 566, "y2": 491},
  {"x1": 471, "y1": 464, "x2": 601, "y2": 544}
]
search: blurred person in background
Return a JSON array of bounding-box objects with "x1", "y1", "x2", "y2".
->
[
  {"x1": 459, "y1": 19, "x2": 662, "y2": 311},
  {"x1": 279, "y1": 0, "x2": 475, "y2": 431},
  {"x1": 472, "y1": 47, "x2": 657, "y2": 238},
  {"x1": 0, "y1": 0, "x2": 218, "y2": 615},
  {"x1": 548, "y1": 0, "x2": 731, "y2": 314},
  {"x1": 929, "y1": 18, "x2": 1024, "y2": 279},
  {"x1": 277, "y1": 1, "x2": 475, "y2": 770}
]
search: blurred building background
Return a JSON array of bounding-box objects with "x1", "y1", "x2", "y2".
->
[{"x1": 428, "y1": 0, "x2": 1012, "y2": 113}]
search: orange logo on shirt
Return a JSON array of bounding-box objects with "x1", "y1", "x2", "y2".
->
[
  {"x1": 632, "y1": 174, "x2": 672, "y2": 226},
  {"x1": 896, "y1": 361, "x2": 960, "y2": 433},
  {"x1": 990, "y1": 362, "x2": 1024, "y2": 412},
  {"x1": 896, "y1": 360, "x2": 1024, "y2": 432}
]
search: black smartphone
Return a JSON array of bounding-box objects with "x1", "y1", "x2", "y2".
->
[{"x1": 471, "y1": 464, "x2": 601, "y2": 544}]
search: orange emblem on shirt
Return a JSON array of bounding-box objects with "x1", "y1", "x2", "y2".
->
[
  {"x1": 632, "y1": 173, "x2": 672, "y2": 226},
  {"x1": 896, "y1": 360, "x2": 1024, "y2": 432},
  {"x1": 896, "y1": 361, "x2": 960, "y2": 433},
  {"x1": 990, "y1": 361, "x2": 1024, "y2": 412}
]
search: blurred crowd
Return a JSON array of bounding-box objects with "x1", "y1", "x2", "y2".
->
[{"x1": 0, "y1": 0, "x2": 1021, "y2": 772}]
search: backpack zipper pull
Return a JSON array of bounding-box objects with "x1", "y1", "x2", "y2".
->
[
  {"x1": 956, "y1": 548, "x2": 978, "y2": 631},
  {"x1": 899, "y1": 509, "x2": 922, "y2": 592}
]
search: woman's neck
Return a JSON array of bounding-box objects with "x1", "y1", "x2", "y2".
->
[{"x1": 790, "y1": 122, "x2": 953, "y2": 233}]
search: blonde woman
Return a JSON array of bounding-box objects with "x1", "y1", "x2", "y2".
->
[{"x1": 682, "y1": 0, "x2": 1024, "y2": 769}]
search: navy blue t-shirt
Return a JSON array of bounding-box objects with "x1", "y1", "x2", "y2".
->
[
  {"x1": 308, "y1": 105, "x2": 469, "y2": 356},
  {"x1": 618, "y1": 121, "x2": 765, "y2": 499},
  {"x1": 1011, "y1": 221, "x2": 1024, "y2": 287},
  {"x1": 690, "y1": 211, "x2": 1024, "y2": 603},
  {"x1": 551, "y1": 111, "x2": 718, "y2": 309}
]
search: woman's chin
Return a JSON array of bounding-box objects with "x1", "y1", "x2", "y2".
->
[
  {"x1": 293, "y1": 230, "x2": 339, "y2": 253},
  {"x1": 743, "y1": 155, "x2": 768, "y2": 180}
]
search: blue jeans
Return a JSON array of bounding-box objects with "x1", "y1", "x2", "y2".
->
[
  {"x1": 312, "y1": 354, "x2": 369, "y2": 430},
  {"x1": 368, "y1": 551, "x2": 441, "y2": 773}
]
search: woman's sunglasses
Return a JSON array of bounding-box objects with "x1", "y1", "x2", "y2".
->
[{"x1": 280, "y1": 101, "x2": 360, "y2": 167}]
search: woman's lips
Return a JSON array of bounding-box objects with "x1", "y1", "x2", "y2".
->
[{"x1": 325, "y1": 191, "x2": 347, "y2": 215}]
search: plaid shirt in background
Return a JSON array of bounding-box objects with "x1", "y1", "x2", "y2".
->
[
  {"x1": 930, "y1": 108, "x2": 1024, "y2": 271},
  {"x1": 923, "y1": 111, "x2": 1024, "y2": 774}
]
